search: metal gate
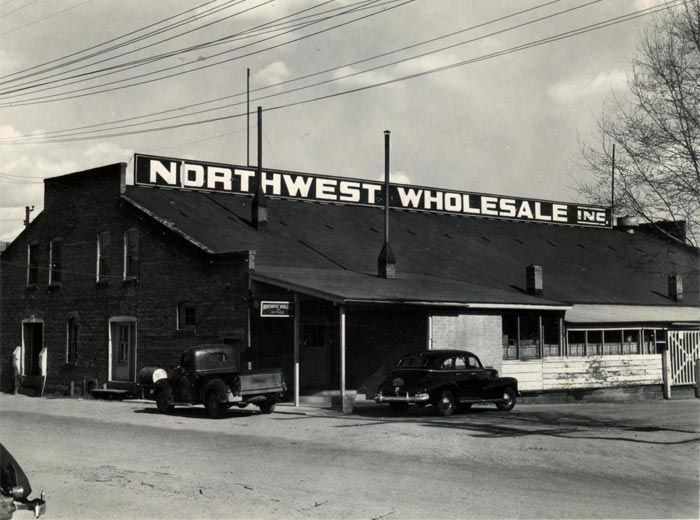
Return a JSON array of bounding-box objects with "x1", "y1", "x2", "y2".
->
[{"x1": 668, "y1": 330, "x2": 700, "y2": 386}]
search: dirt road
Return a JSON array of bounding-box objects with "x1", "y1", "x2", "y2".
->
[{"x1": 1, "y1": 395, "x2": 698, "y2": 519}]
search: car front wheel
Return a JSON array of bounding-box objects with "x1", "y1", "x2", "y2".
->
[
  {"x1": 496, "y1": 387, "x2": 517, "y2": 411},
  {"x1": 435, "y1": 389, "x2": 456, "y2": 417}
]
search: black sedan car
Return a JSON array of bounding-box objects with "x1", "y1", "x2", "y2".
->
[{"x1": 374, "y1": 350, "x2": 519, "y2": 416}]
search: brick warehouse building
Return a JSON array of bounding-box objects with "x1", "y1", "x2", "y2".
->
[{"x1": 1, "y1": 155, "x2": 699, "y2": 403}]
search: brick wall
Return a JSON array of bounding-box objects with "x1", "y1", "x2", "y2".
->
[
  {"x1": 430, "y1": 312, "x2": 502, "y2": 371},
  {"x1": 0, "y1": 164, "x2": 250, "y2": 394}
]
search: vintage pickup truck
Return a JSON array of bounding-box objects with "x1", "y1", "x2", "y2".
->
[{"x1": 139, "y1": 344, "x2": 286, "y2": 418}]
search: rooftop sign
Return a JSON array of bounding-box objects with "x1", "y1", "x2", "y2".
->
[{"x1": 134, "y1": 153, "x2": 611, "y2": 228}]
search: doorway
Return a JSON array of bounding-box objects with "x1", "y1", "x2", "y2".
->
[
  {"x1": 22, "y1": 322, "x2": 43, "y2": 376},
  {"x1": 109, "y1": 319, "x2": 136, "y2": 382}
]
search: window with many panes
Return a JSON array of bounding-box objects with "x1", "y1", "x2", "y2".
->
[
  {"x1": 49, "y1": 239, "x2": 62, "y2": 285},
  {"x1": 502, "y1": 312, "x2": 562, "y2": 360},
  {"x1": 123, "y1": 228, "x2": 139, "y2": 279},
  {"x1": 96, "y1": 230, "x2": 111, "y2": 282},
  {"x1": 66, "y1": 317, "x2": 78, "y2": 363},
  {"x1": 566, "y1": 328, "x2": 661, "y2": 356},
  {"x1": 27, "y1": 242, "x2": 39, "y2": 285}
]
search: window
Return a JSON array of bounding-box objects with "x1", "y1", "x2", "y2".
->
[
  {"x1": 566, "y1": 328, "x2": 648, "y2": 356},
  {"x1": 454, "y1": 357, "x2": 467, "y2": 369},
  {"x1": 440, "y1": 357, "x2": 455, "y2": 370},
  {"x1": 96, "y1": 231, "x2": 111, "y2": 282},
  {"x1": 467, "y1": 355, "x2": 481, "y2": 369},
  {"x1": 49, "y1": 239, "x2": 62, "y2": 284},
  {"x1": 66, "y1": 318, "x2": 78, "y2": 363},
  {"x1": 123, "y1": 228, "x2": 139, "y2": 279},
  {"x1": 502, "y1": 312, "x2": 561, "y2": 360},
  {"x1": 397, "y1": 356, "x2": 429, "y2": 368},
  {"x1": 27, "y1": 243, "x2": 39, "y2": 285},
  {"x1": 177, "y1": 302, "x2": 196, "y2": 329},
  {"x1": 117, "y1": 324, "x2": 130, "y2": 364}
]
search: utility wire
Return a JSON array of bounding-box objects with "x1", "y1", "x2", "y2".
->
[
  {"x1": 0, "y1": 0, "x2": 363, "y2": 97},
  {"x1": 0, "y1": 0, "x2": 405, "y2": 107},
  {"x1": 0, "y1": 0, "x2": 257, "y2": 88},
  {"x1": 0, "y1": 0, "x2": 94, "y2": 39},
  {"x1": 0, "y1": 0, "x2": 228, "y2": 82},
  {"x1": 0, "y1": 0, "x2": 681, "y2": 145},
  {"x1": 0, "y1": 0, "x2": 40, "y2": 17},
  {"x1": 0, "y1": 0, "x2": 395, "y2": 103},
  {"x1": 0, "y1": 0, "x2": 566, "y2": 141}
]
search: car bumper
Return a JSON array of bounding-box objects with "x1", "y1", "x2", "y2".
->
[{"x1": 374, "y1": 392, "x2": 431, "y2": 404}]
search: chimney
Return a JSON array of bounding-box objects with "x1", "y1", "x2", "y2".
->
[
  {"x1": 668, "y1": 274, "x2": 683, "y2": 302},
  {"x1": 526, "y1": 265, "x2": 543, "y2": 296},
  {"x1": 252, "y1": 106, "x2": 267, "y2": 229},
  {"x1": 615, "y1": 215, "x2": 636, "y2": 234},
  {"x1": 378, "y1": 130, "x2": 396, "y2": 279}
]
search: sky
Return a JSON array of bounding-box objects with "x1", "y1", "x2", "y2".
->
[{"x1": 0, "y1": 0, "x2": 672, "y2": 242}]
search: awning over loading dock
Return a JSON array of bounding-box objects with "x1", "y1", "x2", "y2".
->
[
  {"x1": 251, "y1": 267, "x2": 569, "y2": 309},
  {"x1": 566, "y1": 304, "x2": 700, "y2": 324}
]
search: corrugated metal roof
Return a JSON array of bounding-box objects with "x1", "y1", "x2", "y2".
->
[{"x1": 123, "y1": 186, "x2": 700, "y2": 308}]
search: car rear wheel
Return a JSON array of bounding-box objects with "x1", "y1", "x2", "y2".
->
[
  {"x1": 389, "y1": 402, "x2": 408, "y2": 414},
  {"x1": 435, "y1": 389, "x2": 456, "y2": 417},
  {"x1": 155, "y1": 391, "x2": 173, "y2": 414},
  {"x1": 205, "y1": 392, "x2": 224, "y2": 418},
  {"x1": 259, "y1": 400, "x2": 276, "y2": 414},
  {"x1": 496, "y1": 387, "x2": 517, "y2": 411}
]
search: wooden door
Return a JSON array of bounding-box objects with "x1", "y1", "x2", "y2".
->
[{"x1": 111, "y1": 321, "x2": 136, "y2": 382}]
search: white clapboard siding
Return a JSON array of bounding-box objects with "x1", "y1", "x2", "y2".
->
[
  {"x1": 501, "y1": 360, "x2": 543, "y2": 391},
  {"x1": 501, "y1": 355, "x2": 662, "y2": 392},
  {"x1": 541, "y1": 355, "x2": 662, "y2": 390}
]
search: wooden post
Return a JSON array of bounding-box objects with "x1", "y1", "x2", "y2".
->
[
  {"x1": 293, "y1": 293, "x2": 300, "y2": 407},
  {"x1": 662, "y1": 347, "x2": 672, "y2": 399},
  {"x1": 340, "y1": 304, "x2": 346, "y2": 402},
  {"x1": 427, "y1": 315, "x2": 432, "y2": 350}
]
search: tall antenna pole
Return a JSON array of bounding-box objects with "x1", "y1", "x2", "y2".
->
[
  {"x1": 384, "y1": 130, "x2": 390, "y2": 244},
  {"x1": 246, "y1": 68, "x2": 251, "y2": 167},
  {"x1": 611, "y1": 143, "x2": 616, "y2": 219}
]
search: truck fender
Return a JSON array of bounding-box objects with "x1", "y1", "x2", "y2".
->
[
  {"x1": 204, "y1": 378, "x2": 228, "y2": 403},
  {"x1": 154, "y1": 379, "x2": 174, "y2": 405}
]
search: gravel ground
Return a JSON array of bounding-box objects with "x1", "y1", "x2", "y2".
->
[{"x1": 0, "y1": 394, "x2": 698, "y2": 519}]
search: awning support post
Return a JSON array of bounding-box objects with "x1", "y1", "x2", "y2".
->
[
  {"x1": 340, "y1": 304, "x2": 346, "y2": 402},
  {"x1": 293, "y1": 292, "x2": 300, "y2": 407}
]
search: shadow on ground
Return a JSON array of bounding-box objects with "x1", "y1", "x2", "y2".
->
[
  {"x1": 134, "y1": 406, "x2": 259, "y2": 420},
  {"x1": 314, "y1": 404, "x2": 700, "y2": 445}
]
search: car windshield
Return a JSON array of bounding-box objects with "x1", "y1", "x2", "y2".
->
[{"x1": 397, "y1": 356, "x2": 430, "y2": 368}]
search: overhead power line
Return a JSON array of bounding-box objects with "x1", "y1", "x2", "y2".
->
[
  {"x1": 0, "y1": 0, "x2": 682, "y2": 146},
  {"x1": 0, "y1": 0, "x2": 94, "y2": 39},
  {"x1": 0, "y1": 0, "x2": 567, "y2": 142},
  {"x1": 0, "y1": 0, "x2": 374, "y2": 97},
  {"x1": 0, "y1": 0, "x2": 257, "y2": 87},
  {"x1": 0, "y1": 0, "x2": 41, "y2": 17},
  {"x1": 0, "y1": 0, "x2": 407, "y2": 105}
]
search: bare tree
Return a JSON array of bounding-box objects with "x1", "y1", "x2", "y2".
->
[{"x1": 579, "y1": 0, "x2": 699, "y2": 247}]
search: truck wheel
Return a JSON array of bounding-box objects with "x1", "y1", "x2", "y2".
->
[
  {"x1": 259, "y1": 400, "x2": 276, "y2": 414},
  {"x1": 155, "y1": 391, "x2": 173, "y2": 414},
  {"x1": 435, "y1": 389, "x2": 456, "y2": 417},
  {"x1": 496, "y1": 387, "x2": 517, "y2": 411},
  {"x1": 389, "y1": 402, "x2": 408, "y2": 414},
  {"x1": 206, "y1": 392, "x2": 224, "y2": 418}
]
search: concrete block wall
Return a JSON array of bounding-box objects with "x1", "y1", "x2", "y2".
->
[
  {"x1": 430, "y1": 312, "x2": 502, "y2": 371},
  {"x1": 0, "y1": 164, "x2": 250, "y2": 394}
]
